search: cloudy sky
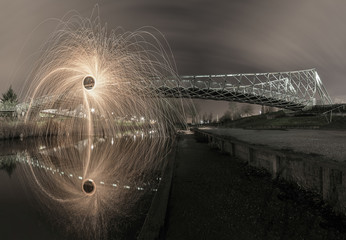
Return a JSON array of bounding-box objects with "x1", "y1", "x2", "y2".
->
[{"x1": 1, "y1": 0, "x2": 346, "y2": 116}]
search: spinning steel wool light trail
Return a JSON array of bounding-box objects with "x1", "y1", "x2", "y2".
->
[{"x1": 18, "y1": 10, "x2": 189, "y2": 239}]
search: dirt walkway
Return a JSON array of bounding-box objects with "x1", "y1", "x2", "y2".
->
[{"x1": 164, "y1": 133, "x2": 346, "y2": 240}]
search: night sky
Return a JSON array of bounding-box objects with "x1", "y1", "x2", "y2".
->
[{"x1": 1, "y1": 0, "x2": 346, "y2": 117}]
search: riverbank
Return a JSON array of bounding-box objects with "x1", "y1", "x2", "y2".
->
[
  {"x1": 199, "y1": 127, "x2": 346, "y2": 162},
  {"x1": 217, "y1": 109, "x2": 346, "y2": 130},
  {"x1": 163, "y1": 133, "x2": 346, "y2": 239}
]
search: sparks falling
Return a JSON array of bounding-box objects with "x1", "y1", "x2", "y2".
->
[{"x1": 17, "y1": 10, "x2": 190, "y2": 239}]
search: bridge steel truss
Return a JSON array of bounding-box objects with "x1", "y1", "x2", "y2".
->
[
  {"x1": 148, "y1": 68, "x2": 332, "y2": 111},
  {"x1": 11, "y1": 69, "x2": 333, "y2": 115}
]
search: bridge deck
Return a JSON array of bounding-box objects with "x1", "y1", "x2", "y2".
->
[{"x1": 151, "y1": 87, "x2": 305, "y2": 110}]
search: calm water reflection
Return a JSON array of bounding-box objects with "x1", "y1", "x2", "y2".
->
[{"x1": 0, "y1": 133, "x2": 170, "y2": 239}]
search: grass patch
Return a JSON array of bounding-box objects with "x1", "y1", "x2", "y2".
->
[{"x1": 219, "y1": 111, "x2": 346, "y2": 129}]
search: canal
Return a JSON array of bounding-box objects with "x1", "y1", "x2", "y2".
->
[{"x1": 0, "y1": 134, "x2": 168, "y2": 239}]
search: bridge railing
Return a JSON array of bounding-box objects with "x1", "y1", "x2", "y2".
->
[
  {"x1": 12, "y1": 69, "x2": 332, "y2": 114},
  {"x1": 148, "y1": 68, "x2": 332, "y2": 109}
]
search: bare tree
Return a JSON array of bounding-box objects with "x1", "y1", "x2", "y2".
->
[
  {"x1": 220, "y1": 110, "x2": 232, "y2": 122},
  {"x1": 228, "y1": 102, "x2": 241, "y2": 120},
  {"x1": 183, "y1": 102, "x2": 200, "y2": 124},
  {"x1": 202, "y1": 112, "x2": 208, "y2": 123},
  {"x1": 241, "y1": 104, "x2": 253, "y2": 117},
  {"x1": 193, "y1": 103, "x2": 201, "y2": 123},
  {"x1": 208, "y1": 112, "x2": 213, "y2": 123}
]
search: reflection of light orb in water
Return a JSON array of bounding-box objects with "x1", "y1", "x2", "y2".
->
[
  {"x1": 83, "y1": 76, "x2": 95, "y2": 90},
  {"x1": 82, "y1": 179, "x2": 96, "y2": 195},
  {"x1": 19, "y1": 8, "x2": 192, "y2": 239}
]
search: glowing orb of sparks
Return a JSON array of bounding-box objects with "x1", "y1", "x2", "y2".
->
[
  {"x1": 83, "y1": 76, "x2": 95, "y2": 90},
  {"x1": 82, "y1": 179, "x2": 96, "y2": 195},
  {"x1": 19, "y1": 8, "x2": 193, "y2": 239}
]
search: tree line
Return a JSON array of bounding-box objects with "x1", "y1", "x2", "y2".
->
[{"x1": 185, "y1": 101, "x2": 277, "y2": 124}]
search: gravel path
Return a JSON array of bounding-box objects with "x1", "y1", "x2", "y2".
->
[
  {"x1": 164, "y1": 134, "x2": 346, "y2": 240},
  {"x1": 200, "y1": 128, "x2": 346, "y2": 162}
]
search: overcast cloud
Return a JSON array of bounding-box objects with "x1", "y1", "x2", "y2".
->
[{"x1": 1, "y1": 0, "x2": 346, "y2": 116}]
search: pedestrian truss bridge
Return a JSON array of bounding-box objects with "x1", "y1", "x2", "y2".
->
[
  {"x1": 148, "y1": 68, "x2": 332, "y2": 111},
  {"x1": 1, "y1": 68, "x2": 333, "y2": 116}
]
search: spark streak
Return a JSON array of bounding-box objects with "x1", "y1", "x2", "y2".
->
[{"x1": 17, "y1": 10, "x2": 190, "y2": 239}]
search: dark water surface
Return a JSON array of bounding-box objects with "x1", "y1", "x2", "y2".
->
[
  {"x1": 0, "y1": 167, "x2": 65, "y2": 240},
  {"x1": 0, "y1": 135, "x2": 165, "y2": 239}
]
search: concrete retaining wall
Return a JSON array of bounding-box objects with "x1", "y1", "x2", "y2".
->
[
  {"x1": 195, "y1": 129, "x2": 346, "y2": 214},
  {"x1": 137, "y1": 138, "x2": 177, "y2": 240}
]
